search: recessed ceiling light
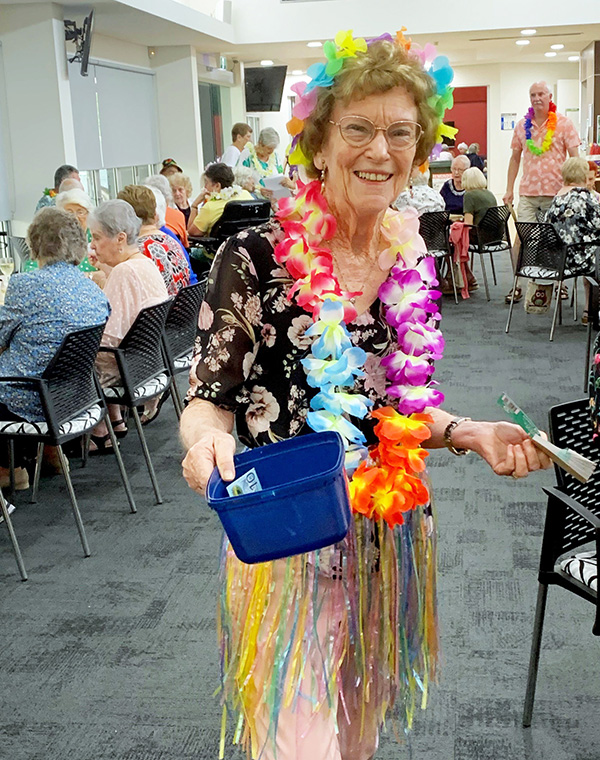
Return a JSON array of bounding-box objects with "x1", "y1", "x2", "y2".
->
[
  {"x1": 291, "y1": 69, "x2": 304, "y2": 76},
  {"x1": 545, "y1": 51, "x2": 557, "y2": 58},
  {"x1": 551, "y1": 44, "x2": 564, "y2": 50},
  {"x1": 568, "y1": 55, "x2": 580, "y2": 62},
  {"x1": 521, "y1": 29, "x2": 537, "y2": 36},
  {"x1": 260, "y1": 59, "x2": 274, "y2": 66},
  {"x1": 516, "y1": 39, "x2": 530, "y2": 46},
  {"x1": 307, "y1": 41, "x2": 322, "y2": 48}
]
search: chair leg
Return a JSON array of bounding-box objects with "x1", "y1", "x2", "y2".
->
[
  {"x1": 81, "y1": 433, "x2": 90, "y2": 469},
  {"x1": 523, "y1": 583, "x2": 549, "y2": 727},
  {"x1": 131, "y1": 407, "x2": 162, "y2": 505},
  {"x1": 171, "y1": 382, "x2": 183, "y2": 421},
  {"x1": 479, "y1": 254, "x2": 491, "y2": 301},
  {"x1": 448, "y1": 256, "x2": 459, "y2": 304},
  {"x1": 8, "y1": 439, "x2": 15, "y2": 500},
  {"x1": 57, "y1": 444, "x2": 90, "y2": 557},
  {"x1": 489, "y1": 252, "x2": 497, "y2": 285},
  {"x1": 0, "y1": 485, "x2": 27, "y2": 581},
  {"x1": 585, "y1": 290, "x2": 593, "y2": 391},
  {"x1": 505, "y1": 275, "x2": 519, "y2": 333},
  {"x1": 573, "y1": 278, "x2": 578, "y2": 321},
  {"x1": 30, "y1": 442, "x2": 44, "y2": 504},
  {"x1": 550, "y1": 281, "x2": 562, "y2": 341},
  {"x1": 104, "y1": 416, "x2": 137, "y2": 514}
]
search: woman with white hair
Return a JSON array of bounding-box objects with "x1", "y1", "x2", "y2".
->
[
  {"x1": 440, "y1": 154, "x2": 470, "y2": 215},
  {"x1": 145, "y1": 184, "x2": 197, "y2": 285},
  {"x1": 393, "y1": 166, "x2": 444, "y2": 216},
  {"x1": 88, "y1": 199, "x2": 169, "y2": 450},
  {"x1": 233, "y1": 165, "x2": 260, "y2": 199},
  {"x1": 462, "y1": 167, "x2": 496, "y2": 227},
  {"x1": 55, "y1": 187, "x2": 101, "y2": 279},
  {"x1": 239, "y1": 127, "x2": 296, "y2": 198}
]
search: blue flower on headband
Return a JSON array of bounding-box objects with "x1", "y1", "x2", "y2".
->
[
  {"x1": 305, "y1": 62, "x2": 335, "y2": 93},
  {"x1": 430, "y1": 55, "x2": 453, "y2": 94}
]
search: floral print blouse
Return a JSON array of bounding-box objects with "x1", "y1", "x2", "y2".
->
[
  {"x1": 138, "y1": 232, "x2": 190, "y2": 296},
  {"x1": 545, "y1": 187, "x2": 600, "y2": 271},
  {"x1": 188, "y1": 221, "x2": 400, "y2": 449}
]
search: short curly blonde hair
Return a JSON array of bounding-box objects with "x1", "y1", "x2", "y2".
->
[
  {"x1": 462, "y1": 167, "x2": 487, "y2": 190},
  {"x1": 168, "y1": 172, "x2": 193, "y2": 197},
  {"x1": 300, "y1": 41, "x2": 439, "y2": 178},
  {"x1": 117, "y1": 185, "x2": 156, "y2": 225},
  {"x1": 27, "y1": 207, "x2": 87, "y2": 265}
]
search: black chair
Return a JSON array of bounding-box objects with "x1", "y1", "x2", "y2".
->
[
  {"x1": 99, "y1": 299, "x2": 173, "y2": 505},
  {"x1": 163, "y1": 281, "x2": 207, "y2": 418},
  {"x1": 189, "y1": 199, "x2": 271, "y2": 258},
  {"x1": 468, "y1": 205, "x2": 512, "y2": 301},
  {"x1": 583, "y1": 251, "x2": 600, "y2": 391},
  {"x1": 0, "y1": 323, "x2": 137, "y2": 581},
  {"x1": 523, "y1": 398, "x2": 600, "y2": 727},
  {"x1": 506, "y1": 222, "x2": 599, "y2": 341},
  {"x1": 419, "y1": 211, "x2": 458, "y2": 304}
]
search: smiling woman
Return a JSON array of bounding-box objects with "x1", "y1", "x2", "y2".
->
[{"x1": 180, "y1": 29, "x2": 551, "y2": 760}]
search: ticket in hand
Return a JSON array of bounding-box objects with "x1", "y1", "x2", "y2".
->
[{"x1": 226, "y1": 467, "x2": 263, "y2": 497}]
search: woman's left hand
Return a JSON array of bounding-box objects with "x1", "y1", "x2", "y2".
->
[{"x1": 455, "y1": 420, "x2": 553, "y2": 478}]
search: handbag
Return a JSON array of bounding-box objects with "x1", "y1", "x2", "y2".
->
[{"x1": 524, "y1": 280, "x2": 553, "y2": 314}]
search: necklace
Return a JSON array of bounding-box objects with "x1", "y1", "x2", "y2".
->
[
  {"x1": 275, "y1": 181, "x2": 445, "y2": 528},
  {"x1": 524, "y1": 102, "x2": 557, "y2": 156}
]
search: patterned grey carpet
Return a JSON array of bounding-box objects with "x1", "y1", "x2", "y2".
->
[{"x1": 1, "y1": 253, "x2": 598, "y2": 760}]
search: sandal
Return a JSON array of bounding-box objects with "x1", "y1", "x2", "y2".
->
[
  {"x1": 140, "y1": 391, "x2": 169, "y2": 427},
  {"x1": 559, "y1": 285, "x2": 569, "y2": 300},
  {"x1": 505, "y1": 286, "x2": 522, "y2": 304},
  {"x1": 111, "y1": 417, "x2": 128, "y2": 439},
  {"x1": 89, "y1": 433, "x2": 116, "y2": 456}
]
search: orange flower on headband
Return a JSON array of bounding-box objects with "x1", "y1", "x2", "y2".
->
[{"x1": 396, "y1": 27, "x2": 411, "y2": 51}]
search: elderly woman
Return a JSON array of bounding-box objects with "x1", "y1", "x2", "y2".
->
[
  {"x1": 0, "y1": 208, "x2": 109, "y2": 486},
  {"x1": 233, "y1": 165, "x2": 260, "y2": 199},
  {"x1": 545, "y1": 157, "x2": 600, "y2": 322},
  {"x1": 54, "y1": 187, "x2": 100, "y2": 279},
  {"x1": 467, "y1": 142, "x2": 485, "y2": 172},
  {"x1": 144, "y1": 174, "x2": 189, "y2": 249},
  {"x1": 440, "y1": 154, "x2": 470, "y2": 214},
  {"x1": 393, "y1": 166, "x2": 444, "y2": 215},
  {"x1": 462, "y1": 167, "x2": 496, "y2": 226},
  {"x1": 187, "y1": 162, "x2": 252, "y2": 237},
  {"x1": 239, "y1": 127, "x2": 295, "y2": 198},
  {"x1": 181, "y1": 32, "x2": 550, "y2": 760},
  {"x1": 88, "y1": 200, "x2": 169, "y2": 449},
  {"x1": 168, "y1": 172, "x2": 194, "y2": 226},
  {"x1": 117, "y1": 185, "x2": 190, "y2": 296}
]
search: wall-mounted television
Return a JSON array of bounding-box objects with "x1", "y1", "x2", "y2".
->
[{"x1": 245, "y1": 66, "x2": 287, "y2": 112}]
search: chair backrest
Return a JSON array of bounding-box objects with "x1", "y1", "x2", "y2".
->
[
  {"x1": 42, "y1": 322, "x2": 107, "y2": 424},
  {"x1": 476, "y1": 205, "x2": 511, "y2": 247},
  {"x1": 515, "y1": 221, "x2": 567, "y2": 274},
  {"x1": 549, "y1": 398, "x2": 600, "y2": 556},
  {"x1": 419, "y1": 211, "x2": 450, "y2": 253},
  {"x1": 164, "y1": 281, "x2": 206, "y2": 361},
  {"x1": 8, "y1": 236, "x2": 31, "y2": 272},
  {"x1": 209, "y1": 200, "x2": 271, "y2": 241},
  {"x1": 118, "y1": 299, "x2": 173, "y2": 390}
]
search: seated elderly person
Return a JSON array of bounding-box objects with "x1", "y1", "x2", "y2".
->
[
  {"x1": 54, "y1": 187, "x2": 101, "y2": 278},
  {"x1": 393, "y1": 167, "x2": 444, "y2": 216},
  {"x1": 145, "y1": 185, "x2": 197, "y2": 285},
  {"x1": 238, "y1": 127, "x2": 295, "y2": 198},
  {"x1": 188, "y1": 163, "x2": 253, "y2": 237},
  {"x1": 440, "y1": 155, "x2": 470, "y2": 215},
  {"x1": 34, "y1": 164, "x2": 80, "y2": 213},
  {"x1": 88, "y1": 200, "x2": 169, "y2": 449},
  {"x1": 462, "y1": 167, "x2": 496, "y2": 227},
  {"x1": 144, "y1": 174, "x2": 189, "y2": 249},
  {"x1": 117, "y1": 185, "x2": 190, "y2": 296},
  {"x1": 168, "y1": 172, "x2": 194, "y2": 226},
  {"x1": 467, "y1": 143, "x2": 485, "y2": 172},
  {"x1": 233, "y1": 165, "x2": 261, "y2": 200},
  {"x1": 0, "y1": 208, "x2": 109, "y2": 487},
  {"x1": 545, "y1": 157, "x2": 600, "y2": 323}
]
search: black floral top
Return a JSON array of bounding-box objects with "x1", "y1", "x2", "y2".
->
[
  {"x1": 545, "y1": 188, "x2": 600, "y2": 271},
  {"x1": 187, "y1": 221, "x2": 400, "y2": 449}
]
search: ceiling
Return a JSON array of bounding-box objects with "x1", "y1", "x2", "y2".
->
[{"x1": 224, "y1": 24, "x2": 598, "y2": 70}]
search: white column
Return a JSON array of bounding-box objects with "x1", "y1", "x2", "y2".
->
[
  {"x1": 152, "y1": 46, "x2": 204, "y2": 193},
  {"x1": 0, "y1": 2, "x2": 77, "y2": 230}
]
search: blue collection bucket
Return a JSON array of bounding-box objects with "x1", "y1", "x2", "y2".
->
[{"x1": 206, "y1": 431, "x2": 351, "y2": 564}]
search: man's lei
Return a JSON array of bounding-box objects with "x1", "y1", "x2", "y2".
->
[
  {"x1": 43, "y1": 188, "x2": 57, "y2": 198},
  {"x1": 524, "y1": 101, "x2": 557, "y2": 156},
  {"x1": 275, "y1": 30, "x2": 453, "y2": 529}
]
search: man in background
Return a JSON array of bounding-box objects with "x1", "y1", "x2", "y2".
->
[
  {"x1": 503, "y1": 81, "x2": 580, "y2": 302},
  {"x1": 220, "y1": 122, "x2": 253, "y2": 167},
  {"x1": 35, "y1": 164, "x2": 79, "y2": 213}
]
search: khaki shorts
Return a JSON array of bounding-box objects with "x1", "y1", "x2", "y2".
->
[{"x1": 517, "y1": 195, "x2": 554, "y2": 222}]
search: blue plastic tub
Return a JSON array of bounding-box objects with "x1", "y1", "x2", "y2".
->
[{"x1": 206, "y1": 431, "x2": 351, "y2": 564}]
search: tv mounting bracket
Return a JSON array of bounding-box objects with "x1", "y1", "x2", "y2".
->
[{"x1": 64, "y1": 19, "x2": 84, "y2": 63}]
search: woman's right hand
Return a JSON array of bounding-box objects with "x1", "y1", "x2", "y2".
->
[{"x1": 182, "y1": 430, "x2": 236, "y2": 495}]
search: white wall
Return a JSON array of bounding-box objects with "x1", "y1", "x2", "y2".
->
[{"x1": 90, "y1": 33, "x2": 151, "y2": 70}]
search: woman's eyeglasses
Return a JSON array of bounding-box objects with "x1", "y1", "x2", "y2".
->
[{"x1": 329, "y1": 116, "x2": 422, "y2": 151}]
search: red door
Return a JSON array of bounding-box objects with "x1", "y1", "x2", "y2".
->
[{"x1": 445, "y1": 86, "x2": 487, "y2": 156}]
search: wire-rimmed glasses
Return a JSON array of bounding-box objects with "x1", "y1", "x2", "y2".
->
[{"x1": 328, "y1": 115, "x2": 422, "y2": 151}]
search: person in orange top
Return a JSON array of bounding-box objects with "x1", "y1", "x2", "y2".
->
[
  {"x1": 143, "y1": 174, "x2": 189, "y2": 249},
  {"x1": 503, "y1": 81, "x2": 580, "y2": 302}
]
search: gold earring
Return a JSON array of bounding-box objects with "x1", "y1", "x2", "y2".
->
[{"x1": 320, "y1": 165, "x2": 327, "y2": 193}]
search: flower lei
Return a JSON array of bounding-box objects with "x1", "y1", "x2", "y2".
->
[
  {"x1": 275, "y1": 181, "x2": 444, "y2": 529},
  {"x1": 524, "y1": 101, "x2": 557, "y2": 156},
  {"x1": 274, "y1": 29, "x2": 452, "y2": 529},
  {"x1": 207, "y1": 184, "x2": 244, "y2": 202},
  {"x1": 244, "y1": 142, "x2": 280, "y2": 181},
  {"x1": 43, "y1": 188, "x2": 57, "y2": 198}
]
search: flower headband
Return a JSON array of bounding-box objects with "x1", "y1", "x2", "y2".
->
[{"x1": 287, "y1": 28, "x2": 458, "y2": 169}]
